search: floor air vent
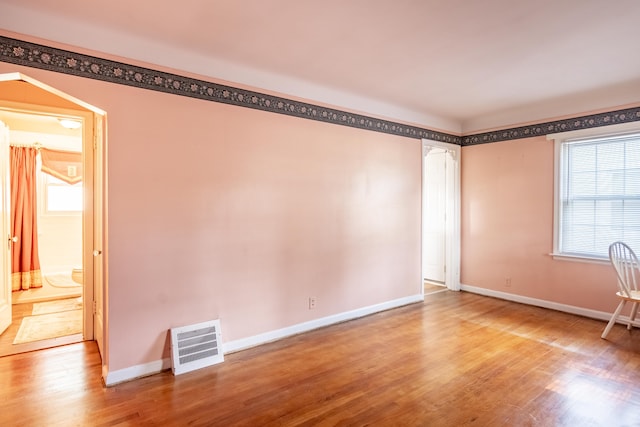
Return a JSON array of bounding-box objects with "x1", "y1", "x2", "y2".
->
[{"x1": 170, "y1": 319, "x2": 224, "y2": 375}]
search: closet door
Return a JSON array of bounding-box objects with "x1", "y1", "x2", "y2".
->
[
  {"x1": 423, "y1": 149, "x2": 446, "y2": 283},
  {"x1": 0, "y1": 120, "x2": 12, "y2": 335}
]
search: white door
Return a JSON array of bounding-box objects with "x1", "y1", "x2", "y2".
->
[
  {"x1": 422, "y1": 139, "x2": 461, "y2": 292},
  {"x1": 0, "y1": 120, "x2": 11, "y2": 335},
  {"x1": 423, "y1": 148, "x2": 446, "y2": 283}
]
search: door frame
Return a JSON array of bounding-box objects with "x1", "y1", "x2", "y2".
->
[
  {"x1": 0, "y1": 120, "x2": 10, "y2": 335},
  {"x1": 422, "y1": 138, "x2": 461, "y2": 291},
  {"x1": 0, "y1": 73, "x2": 107, "y2": 366}
]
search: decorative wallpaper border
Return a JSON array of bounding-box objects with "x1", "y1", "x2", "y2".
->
[
  {"x1": 0, "y1": 35, "x2": 460, "y2": 144},
  {"x1": 2, "y1": 35, "x2": 639, "y2": 146},
  {"x1": 462, "y1": 106, "x2": 640, "y2": 146}
]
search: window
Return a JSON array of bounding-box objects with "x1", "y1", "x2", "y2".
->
[
  {"x1": 555, "y1": 130, "x2": 640, "y2": 259},
  {"x1": 43, "y1": 173, "x2": 83, "y2": 213}
]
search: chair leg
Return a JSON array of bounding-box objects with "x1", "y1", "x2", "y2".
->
[
  {"x1": 602, "y1": 300, "x2": 626, "y2": 339},
  {"x1": 628, "y1": 302, "x2": 639, "y2": 330}
]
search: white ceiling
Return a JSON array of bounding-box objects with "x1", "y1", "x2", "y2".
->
[
  {"x1": 0, "y1": 109, "x2": 79, "y2": 135},
  {"x1": 2, "y1": 0, "x2": 640, "y2": 134},
  {"x1": 0, "y1": 109, "x2": 82, "y2": 152}
]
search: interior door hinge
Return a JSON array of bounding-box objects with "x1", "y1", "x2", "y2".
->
[{"x1": 93, "y1": 301, "x2": 97, "y2": 315}]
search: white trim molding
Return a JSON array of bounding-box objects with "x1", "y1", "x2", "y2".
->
[
  {"x1": 104, "y1": 358, "x2": 172, "y2": 387},
  {"x1": 548, "y1": 252, "x2": 609, "y2": 265},
  {"x1": 460, "y1": 283, "x2": 640, "y2": 326},
  {"x1": 223, "y1": 294, "x2": 424, "y2": 354},
  {"x1": 422, "y1": 139, "x2": 461, "y2": 291},
  {"x1": 549, "y1": 121, "x2": 640, "y2": 260},
  {"x1": 103, "y1": 294, "x2": 424, "y2": 386}
]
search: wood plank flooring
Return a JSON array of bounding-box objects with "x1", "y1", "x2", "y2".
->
[
  {"x1": 423, "y1": 280, "x2": 446, "y2": 294},
  {"x1": 0, "y1": 300, "x2": 83, "y2": 357},
  {"x1": 2, "y1": 291, "x2": 640, "y2": 426}
]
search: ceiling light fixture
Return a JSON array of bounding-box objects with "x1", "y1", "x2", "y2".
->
[{"x1": 58, "y1": 118, "x2": 82, "y2": 129}]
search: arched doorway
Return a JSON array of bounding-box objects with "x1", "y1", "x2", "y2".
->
[{"x1": 422, "y1": 139, "x2": 461, "y2": 292}]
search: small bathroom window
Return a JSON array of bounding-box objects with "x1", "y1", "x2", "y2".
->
[{"x1": 42, "y1": 174, "x2": 83, "y2": 214}]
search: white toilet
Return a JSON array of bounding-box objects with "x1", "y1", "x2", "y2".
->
[{"x1": 71, "y1": 267, "x2": 83, "y2": 285}]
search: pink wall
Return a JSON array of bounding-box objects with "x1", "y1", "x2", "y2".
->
[
  {"x1": 0, "y1": 61, "x2": 422, "y2": 372},
  {"x1": 461, "y1": 136, "x2": 619, "y2": 312},
  {"x1": 5, "y1": 32, "x2": 627, "y2": 378}
]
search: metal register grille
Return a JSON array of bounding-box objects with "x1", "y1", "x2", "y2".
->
[{"x1": 170, "y1": 320, "x2": 224, "y2": 375}]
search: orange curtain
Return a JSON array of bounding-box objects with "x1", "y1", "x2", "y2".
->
[
  {"x1": 10, "y1": 146, "x2": 42, "y2": 291},
  {"x1": 40, "y1": 148, "x2": 82, "y2": 184}
]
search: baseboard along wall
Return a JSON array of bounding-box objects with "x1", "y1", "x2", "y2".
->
[
  {"x1": 460, "y1": 283, "x2": 638, "y2": 326},
  {"x1": 103, "y1": 294, "x2": 424, "y2": 386},
  {"x1": 104, "y1": 285, "x2": 636, "y2": 386}
]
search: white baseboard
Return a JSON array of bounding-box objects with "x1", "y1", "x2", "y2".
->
[
  {"x1": 103, "y1": 294, "x2": 424, "y2": 386},
  {"x1": 461, "y1": 283, "x2": 638, "y2": 326},
  {"x1": 223, "y1": 294, "x2": 424, "y2": 353},
  {"x1": 104, "y1": 357, "x2": 171, "y2": 387}
]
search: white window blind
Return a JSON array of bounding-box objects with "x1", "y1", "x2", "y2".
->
[{"x1": 559, "y1": 132, "x2": 640, "y2": 258}]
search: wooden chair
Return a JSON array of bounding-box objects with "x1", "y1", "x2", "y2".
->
[{"x1": 602, "y1": 241, "x2": 640, "y2": 339}]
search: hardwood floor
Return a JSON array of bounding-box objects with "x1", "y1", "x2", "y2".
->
[
  {"x1": 2, "y1": 291, "x2": 640, "y2": 426},
  {"x1": 0, "y1": 300, "x2": 83, "y2": 357},
  {"x1": 424, "y1": 280, "x2": 446, "y2": 294}
]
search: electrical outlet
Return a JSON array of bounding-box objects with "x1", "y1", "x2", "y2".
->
[
  {"x1": 505, "y1": 278, "x2": 512, "y2": 287},
  {"x1": 308, "y1": 297, "x2": 316, "y2": 309}
]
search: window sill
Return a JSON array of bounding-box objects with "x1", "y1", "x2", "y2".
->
[
  {"x1": 41, "y1": 212, "x2": 83, "y2": 217},
  {"x1": 549, "y1": 253, "x2": 610, "y2": 265}
]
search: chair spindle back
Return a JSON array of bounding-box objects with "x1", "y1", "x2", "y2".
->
[{"x1": 609, "y1": 241, "x2": 640, "y2": 298}]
